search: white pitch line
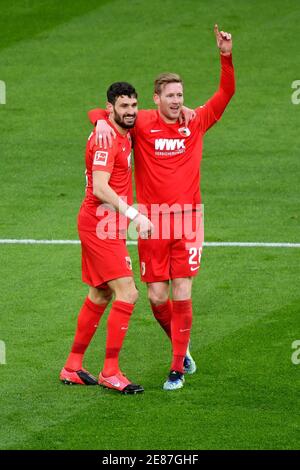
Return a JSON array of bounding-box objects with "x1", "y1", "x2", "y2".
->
[
  {"x1": 0, "y1": 239, "x2": 81, "y2": 245},
  {"x1": 203, "y1": 242, "x2": 300, "y2": 248},
  {"x1": 0, "y1": 239, "x2": 299, "y2": 248}
]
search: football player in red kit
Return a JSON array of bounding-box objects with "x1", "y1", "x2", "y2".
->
[
  {"x1": 60, "y1": 82, "x2": 153, "y2": 394},
  {"x1": 89, "y1": 25, "x2": 235, "y2": 390}
]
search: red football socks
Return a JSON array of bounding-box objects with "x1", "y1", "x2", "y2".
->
[
  {"x1": 151, "y1": 299, "x2": 172, "y2": 339},
  {"x1": 65, "y1": 297, "x2": 107, "y2": 371},
  {"x1": 171, "y1": 299, "x2": 193, "y2": 373},
  {"x1": 102, "y1": 300, "x2": 134, "y2": 377}
]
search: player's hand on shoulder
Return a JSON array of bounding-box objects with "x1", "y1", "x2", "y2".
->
[
  {"x1": 214, "y1": 24, "x2": 232, "y2": 55},
  {"x1": 180, "y1": 106, "x2": 196, "y2": 125},
  {"x1": 96, "y1": 120, "x2": 116, "y2": 148},
  {"x1": 134, "y1": 214, "x2": 154, "y2": 239}
]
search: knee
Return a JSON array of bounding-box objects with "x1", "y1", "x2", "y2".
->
[
  {"x1": 115, "y1": 280, "x2": 139, "y2": 304},
  {"x1": 148, "y1": 290, "x2": 169, "y2": 306},
  {"x1": 172, "y1": 282, "x2": 191, "y2": 301},
  {"x1": 125, "y1": 287, "x2": 139, "y2": 305},
  {"x1": 88, "y1": 287, "x2": 113, "y2": 305}
]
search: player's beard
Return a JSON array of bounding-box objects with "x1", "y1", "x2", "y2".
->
[{"x1": 113, "y1": 108, "x2": 137, "y2": 129}]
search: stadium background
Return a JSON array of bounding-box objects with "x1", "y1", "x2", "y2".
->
[{"x1": 0, "y1": 0, "x2": 299, "y2": 450}]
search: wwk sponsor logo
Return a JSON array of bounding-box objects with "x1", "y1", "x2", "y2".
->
[
  {"x1": 154, "y1": 138, "x2": 186, "y2": 156},
  {"x1": 155, "y1": 138, "x2": 185, "y2": 152}
]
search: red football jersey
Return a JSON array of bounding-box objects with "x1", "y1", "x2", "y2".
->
[
  {"x1": 89, "y1": 54, "x2": 235, "y2": 213},
  {"x1": 79, "y1": 125, "x2": 133, "y2": 230}
]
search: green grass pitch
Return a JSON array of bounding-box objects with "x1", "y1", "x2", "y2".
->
[{"x1": 0, "y1": 0, "x2": 299, "y2": 450}]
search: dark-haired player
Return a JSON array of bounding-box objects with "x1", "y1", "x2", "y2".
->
[{"x1": 60, "y1": 82, "x2": 153, "y2": 394}]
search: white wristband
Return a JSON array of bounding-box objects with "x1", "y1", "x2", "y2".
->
[{"x1": 125, "y1": 206, "x2": 139, "y2": 221}]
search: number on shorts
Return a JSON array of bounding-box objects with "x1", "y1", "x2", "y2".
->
[{"x1": 188, "y1": 247, "x2": 202, "y2": 265}]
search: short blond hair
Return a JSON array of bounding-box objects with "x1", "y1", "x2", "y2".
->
[{"x1": 154, "y1": 72, "x2": 183, "y2": 95}]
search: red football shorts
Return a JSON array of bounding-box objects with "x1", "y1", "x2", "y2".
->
[
  {"x1": 138, "y1": 210, "x2": 204, "y2": 283},
  {"x1": 78, "y1": 209, "x2": 133, "y2": 288}
]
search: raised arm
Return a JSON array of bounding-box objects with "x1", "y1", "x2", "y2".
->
[{"x1": 197, "y1": 24, "x2": 235, "y2": 133}]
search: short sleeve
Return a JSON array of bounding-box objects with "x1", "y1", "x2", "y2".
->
[{"x1": 91, "y1": 142, "x2": 117, "y2": 174}]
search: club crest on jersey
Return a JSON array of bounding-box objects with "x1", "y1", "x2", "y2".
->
[
  {"x1": 93, "y1": 151, "x2": 108, "y2": 166},
  {"x1": 178, "y1": 127, "x2": 191, "y2": 137},
  {"x1": 125, "y1": 256, "x2": 132, "y2": 270}
]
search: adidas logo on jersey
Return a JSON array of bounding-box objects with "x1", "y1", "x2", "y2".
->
[{"x1": 155, "y1": 138, "x2": 185, "y2": 151}]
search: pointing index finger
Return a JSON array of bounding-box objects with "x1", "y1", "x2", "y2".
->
[{"x1": 214, "y1": 24, "x2": 219, "y2": 36}]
